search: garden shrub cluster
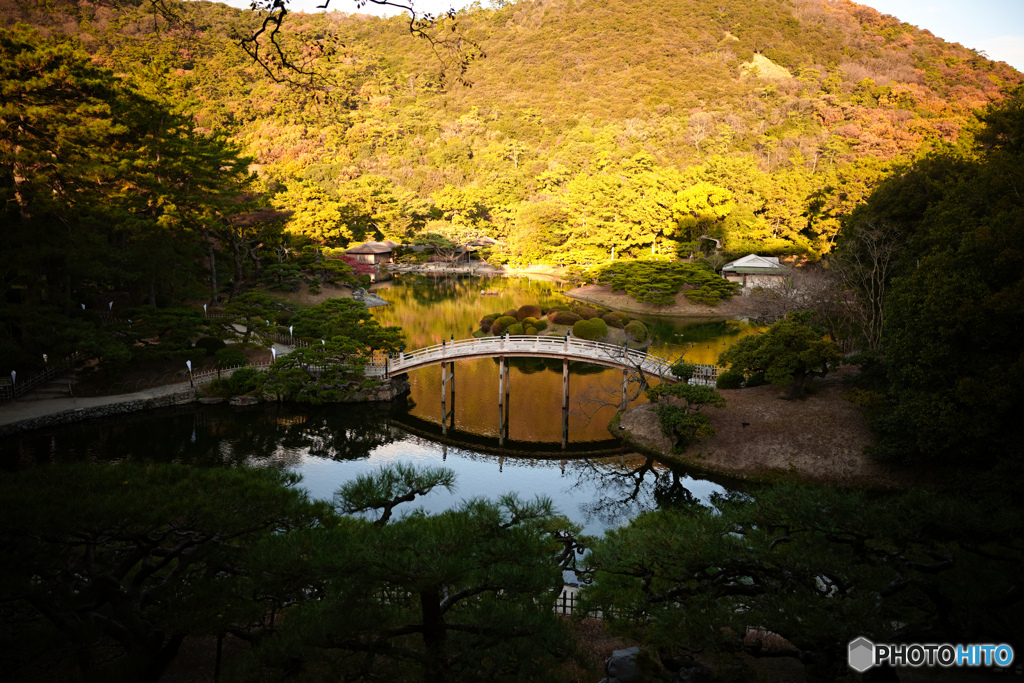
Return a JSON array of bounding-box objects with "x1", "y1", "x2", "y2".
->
[
  {"x1": 587, "y1": 260, "x2": 740, "y2": 306},
  {"x1": 572, "y1": 317, "x2": 608, "y2": 341},
  {"x1": 624, "y1": 320, "x2": 649, "y2": 343},
  {"x1": 476, "y1": 305, "x2": 557, "y2": 336},
  {"x1": 573, "y1": 305, "x2": 599, "y2": 320},
  {"x1": 601, "y1": 313, "x2": 624, "y2": 329},
  {"x1": 551, "y1": 310, "x2": 583, "y2": 325},
  {"x1": 716, "y1": 369, "x2": 745, "y2": 389},
  {"x1": 205, "y1": 366, "x2": 264, "y2": 397},
  {"x1": 491, "y1": 316, "x2": 519, "y2": 335},
  {"x1": 516, "y1": 305, "x2": 542, "y2": 321},
  {"x1": 194, "y1": 337, "x2": 226, "y2": 354}
]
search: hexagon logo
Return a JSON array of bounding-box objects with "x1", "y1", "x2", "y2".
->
[{"x1": 848, "y1": 637, "x2": 875, "y2": 672}]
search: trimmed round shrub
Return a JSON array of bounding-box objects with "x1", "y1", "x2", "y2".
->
[
  {"x1": 745, "y1": 371, "x2": 769, "y2": 387},
  {"x1": 612, "y1": 311, "x2": 631, "y2": 324},
  {"x1": 546, "y1": 305, "x2": 568, "y2": 313},
  {"x1": 503, "y1": 309, "x2": 519, "y2": 318},
  {"x1": 480, "y1": 315, "x2": 497, "y2": 324},
  {"x1": 533, "y1": 319, "x2": 548, "y2": 331},
  {"x1": 507, "y1": 323, "x2": 525, "y2": 335},
  {"x1": 194, "y1": 337, "x2": 226, "y2": 354},
  {"x1": 516, "y1": 305, "x2": 542, "y2": 322},
  {"x1": 551, "y1": 311, "x2": 583, "y2": 325},
  {"x1": 601, "y1": 313, "x2": 624, "y2": 329},
  {"x1": 491, "y1": 316, "x2": 519, "y2": 335},
  {"x1": 489, "y1": 313, "x2": 504, "y2": 320},
  {"x1": 203, "y1": 378, "x2": 232, "y2": 398},
  {"x1": 716, "y1": 369, "x2": 745, "y2": 389},
  {"x1": 479, "y1": 320, "x2": 493, "y2": 333},
  {"x1": 472, "y1": 330, "x2": 486, "y2": 338},
  {"x1": 228, "y1": 367, "x2": 263, "y2": 395},
  {"x1": 572, "y1": 318, "x2": 608, "y2": 341},
  {"x1": 524, "y1": 325, "x2": 538, "y2": 335},
  {"x1": 573, "y1": 305, "x2": 599, "y2": 320},
  {"x1": 522, "y1": 316, "x2": 538, "y2": 326},
  {"x1": 624, "y1": 320, "x2": 649, "y2": 343}
]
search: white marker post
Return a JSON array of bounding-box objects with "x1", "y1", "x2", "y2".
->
[
  {"x1": 186, "y1": 360, "x2": 193, "y2": 387},
  {"x1": 271, "y1": 347, "x2": 277, "y2": 363}
]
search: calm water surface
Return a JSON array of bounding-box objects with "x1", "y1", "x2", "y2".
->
[
  {"x1": 371, "y1": 274, "x2": 761, "y2": 444},
  {"x1": 1, "y1": 276, "x2": 756, "y2": 536}
]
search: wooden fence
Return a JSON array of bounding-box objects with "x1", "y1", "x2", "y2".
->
[{"x1": 0, "y1": 353, "x2": 81, "y2": 402}]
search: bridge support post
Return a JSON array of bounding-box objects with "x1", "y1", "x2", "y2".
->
[
  {"x1": 448, "y1": 362, "x2": 455, "y2": 432},
  {"x1": 441, "y1": 361, "x2": 455, "y2": 435},
  {"x1": 441, "y1": 362, "x2": 448, "y2": 435},
  {"x1": 498, "y1": 356, "x2": 509, "y2": 446},
  {"x1": 622, "y1": 367, "x2": 629, "y2": 411},
  {"x1": 562, "y1": 358, "x2": 569, "y2": 450}
]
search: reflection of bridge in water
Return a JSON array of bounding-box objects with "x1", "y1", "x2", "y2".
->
[
  {"x1": 390, "y1": 413, "x2": 628, "y2": 466},
  {"x1": 376, "y1": 336, "x2": 720, "y2": 449}
]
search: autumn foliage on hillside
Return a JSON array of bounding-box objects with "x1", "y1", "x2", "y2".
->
[{"x1": 2, "y1": 0, "x2": 1020, "y2": 266}]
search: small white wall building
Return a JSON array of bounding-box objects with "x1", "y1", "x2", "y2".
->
[{"x1": 720, "y1": 254, "x2": 790, "y2": 291}]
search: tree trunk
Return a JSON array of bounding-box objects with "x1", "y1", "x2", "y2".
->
[
  {"x1": 420, "y1": 589, "x2": 446, "y2": 683},
  {"x1": 233, "y1": 242, "x2": 245, "y2": 294},
  {"x1": 787, "y1": 371, "x2": 808, "y2": 400},
  {"x1": 138, "y1": 632, "x2": 185, "y2": 683},
  {"x1": 248, "y1": 246, "x2": 263, "y2": 279},
  {"x1": 209, "y1": 244, "x2": 218, "y2": 303}
]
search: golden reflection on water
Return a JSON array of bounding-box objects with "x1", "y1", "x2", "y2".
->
[{"x1": 372, "y1": 275, "x2": 759, "y2": 444}]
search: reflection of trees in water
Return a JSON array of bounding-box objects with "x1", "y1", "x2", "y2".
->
[
  {"x1": 1, "y1": 404, "x2": 401, "y2": 471},
  {"x1": 373, "y1": 275, "x2": 568, "y2": 350},
  {"x1": 568, "y1": 454, "x2": 703, "y2": 528},
  {"x1": 282, "y1": 410, "x2": 398, "y2": 462}
]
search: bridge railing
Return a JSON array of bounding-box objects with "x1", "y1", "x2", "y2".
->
[{"x1": 389, "y1": 335, "x2": 719, "y2": 384}]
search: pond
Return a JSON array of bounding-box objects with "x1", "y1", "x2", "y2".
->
[
  {"x1": 0, "y1": 403, "x2": 737, "y2": 539},
  {"x1": 0, "y1": 275, "x2": 758, "y2": 538},
  {"x1": 371, "y1": 273, "x2": 761, "y2": 444}
]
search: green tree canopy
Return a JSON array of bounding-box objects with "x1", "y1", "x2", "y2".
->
[
  {"x1": 580, "y1": 483, "x2": 1024, "y2": 679},
  {"x1": 0, "y1": 463, "x2": 324, "y2": 682},
  {"x1": 717, "y1": 315, "x2": 841, "y2": 398}
]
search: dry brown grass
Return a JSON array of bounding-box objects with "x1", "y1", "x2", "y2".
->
[{"x1": 621, "y1": 367, "x2": 930, "y2": 489}]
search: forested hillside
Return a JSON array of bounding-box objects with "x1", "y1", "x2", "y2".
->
[
  {"x1": 2, "y1": 0, "x2": 1020, "y2": 369},
  {"x1": 4, "y1": 0, "x2": 1018, "y2": 264}
]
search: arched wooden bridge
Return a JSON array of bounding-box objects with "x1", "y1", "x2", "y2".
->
[
  {"x1": 368, "y1": 335, "x2": 719, "y2": 449},
  {"x1": 383, "y1": 335, "x2": 719, "y2": 380}
]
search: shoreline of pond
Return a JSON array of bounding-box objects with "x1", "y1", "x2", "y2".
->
[
  {"x1": 0, "y1": 374, "x2": 411, "y2": 437},
  {"x1": 612, "y1": 367, "x2": 936, "y2": 490},
  {"x1": 564, "y1": 284, "x2": 757, "y2": 320}
]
